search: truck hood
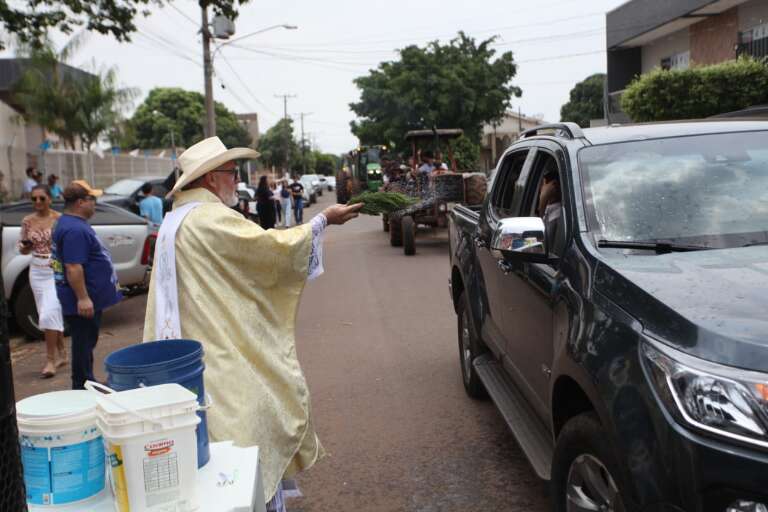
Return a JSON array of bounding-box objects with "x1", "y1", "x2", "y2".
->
[{"x1": 595, "y1": 246, "x2": 768, "y2": 372}]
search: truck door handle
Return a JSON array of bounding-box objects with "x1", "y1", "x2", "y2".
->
[
  {"x1": 474, "y1": 236, "x2": 486, "y2": 248},
  {"x1": 497, "y1": 260, "x2": 513, "y2": 275}
]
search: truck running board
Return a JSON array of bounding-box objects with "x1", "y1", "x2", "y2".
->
[{"x1": 473, "y1": 354, "x2": 554, "y2": 480}]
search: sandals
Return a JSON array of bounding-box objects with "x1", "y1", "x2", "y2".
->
[{"x1": 41, "y1": 360, "x2": 56, "y2": 379}]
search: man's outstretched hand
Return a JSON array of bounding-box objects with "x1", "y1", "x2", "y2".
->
[{"x1": 323, "y1": 203, "x2": 364, "y2": 225}]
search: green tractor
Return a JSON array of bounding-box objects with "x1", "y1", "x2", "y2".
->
[{"x1": 336, "y1": 145, "x2": 388, "y2": 204}]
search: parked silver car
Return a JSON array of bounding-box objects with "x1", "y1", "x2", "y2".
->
[{"x1": 1, "y1": 201, "x2": 154, "y2": 338}]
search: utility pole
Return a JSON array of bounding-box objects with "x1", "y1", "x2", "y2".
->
[
  {"x1": 275, "y1": 94, "x2": 296, "y2": 175},
  {"x1": 201, "y1": 4, "x2": 216, "y2": 137},
  {"x1": 299, "y1": 112, "x2": 312, "y2": 173}
]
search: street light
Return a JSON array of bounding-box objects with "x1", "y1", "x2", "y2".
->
[
  {"x1": 201, "y1": 15, "x2": 298, "y2": 137},
  {"x1": 213, "y1": 24, "x2": 298, "y2": 57},
  {"x1": 152, "y1": 110, "x2": 178, "y2": 180}
]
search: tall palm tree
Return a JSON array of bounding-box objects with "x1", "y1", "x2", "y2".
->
[{"x1": 13, "y1": 33, "x2": 137, "y2": 155}]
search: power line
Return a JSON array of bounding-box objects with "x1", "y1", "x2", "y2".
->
[
  {"x1": 167, "y1": 2, "x2": 199, "y2": 27},
  {"x1": 135, "y1": 30, "x2": 202, "y2": 68},
  {"x1": 216, "y1": 50, "x2": 280, "y2": 117}
]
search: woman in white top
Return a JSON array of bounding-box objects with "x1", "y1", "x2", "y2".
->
[{"x1": 18, "y1": 185, "x2": 66, "y2": 378}]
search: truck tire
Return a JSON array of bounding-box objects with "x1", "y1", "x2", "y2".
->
[
  {"x1": 402, "y1": 216, "x2": 416, "y2": 256},
  {"x1": 310, "y1": 193, "x2": 317, "y2": 205},
  {"x1": 551, "y1": 413, "x2": 628, "y2": 512},
  {"x1": 457, "y1": 291, "x2": 487, "y2": 399},
  {"x1": 382, "y1": 214, "x2": 389, "y2": 232},
  {"x1": 318, "y1": 189, "x2": 323, "y2": 197},
  {"x1": 14, "y1": 281, "x2": 43, "y2": 340},
  {"x1": 389, "y1": 217, "x2": 403, "y2": 247}
]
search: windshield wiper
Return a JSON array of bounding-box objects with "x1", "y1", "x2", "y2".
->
[{"x1": 597, "y1": 240, "x2": 713, "y2": 254}]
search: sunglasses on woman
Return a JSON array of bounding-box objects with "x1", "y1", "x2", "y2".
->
[{"x1": 31, "y1": 196, "x2": 48, "y2": 203}]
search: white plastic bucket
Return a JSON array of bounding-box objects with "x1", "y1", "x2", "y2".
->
[
  {"x1": 88, "y1": 382, "x2": 201, "y2": 512},
  {"x1": 16, "y1": 390, "x2": 106, "y2": 508}
]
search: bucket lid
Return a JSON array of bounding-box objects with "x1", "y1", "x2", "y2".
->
[
  {"x1": 17, "y1": 391, "x2": 97, "y2": 422},
  {"x1": 96, "y1": 383, "x2": 198, "y2": 421}
]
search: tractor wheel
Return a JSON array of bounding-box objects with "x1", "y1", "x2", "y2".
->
[
  {"x1": 402, "y1": 216, "x2": 416, "y2": 256},
  {"x1": 389, "y1": 216, "x2": 403, "y2": 247}
]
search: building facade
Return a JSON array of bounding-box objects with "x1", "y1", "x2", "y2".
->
[
  {"x1": 480, "y1": 111, "x2": 546, "y2": 171},
  {"x1": 606, "y1": 0, "x2": 768, "y2": 123}
]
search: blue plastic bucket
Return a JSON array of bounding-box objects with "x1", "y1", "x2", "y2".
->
[{"x1": 104, "y1": 339, "x2": 210, "y2": 468}]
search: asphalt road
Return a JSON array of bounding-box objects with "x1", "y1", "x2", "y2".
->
[{"x1": 10, "y1": 192, "x2": 550, "y2": 511}]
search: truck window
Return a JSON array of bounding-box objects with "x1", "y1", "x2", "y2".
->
[
  {"x1": 525, "y1": 152, "x2": 566, "y2": 258},
  {"x1": 491, "y1": 150, "x2": 528, "y2": 218}
]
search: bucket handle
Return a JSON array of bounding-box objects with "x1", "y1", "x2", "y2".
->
[
  {"x1": 137, "y1": 382, "x2": 213, "y2": 412},
  {"x1": 199, "y1": 393, "x2": 214, "y2": 411},
  {"x1": 84, "y1": 380, "x2": 165, "y2": 431}
]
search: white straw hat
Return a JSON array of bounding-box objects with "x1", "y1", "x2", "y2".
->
[{"x1": 169, "y1": 136, "x2": 260, "y2": 196}]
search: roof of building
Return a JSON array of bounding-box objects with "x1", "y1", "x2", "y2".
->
[
  {"x1": 0, "y1": 58, "x2": 96, "y2": 92},
  {"x1": 607, "y1": 0, "x2": 749, "y2": 49}
]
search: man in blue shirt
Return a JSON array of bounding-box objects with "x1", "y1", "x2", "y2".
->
[
  {"x1": 138, "y1": 182, "x2": 164, "y2": 227},
  {"x1": 52, "y1": 180, "x2": 122, "y2": 389}
]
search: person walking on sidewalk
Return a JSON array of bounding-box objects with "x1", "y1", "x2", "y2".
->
[
  {"x1": 279, "y1": 179, "x2": 292, "y2": 227},
  {"x1": 256, "y1": 175, "x2": 277, "y2": 230},
  {"x1": 289, "y1": 177, "x2": 305, "y2": 224},
  {"x1": 18, "y1": 185, "x2": 65, "y2": 378},
  {"x1": 52, "y1": 180, "x2": 122, "y2": 389}
]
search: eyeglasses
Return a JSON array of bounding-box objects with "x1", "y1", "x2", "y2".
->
[
  {"x1": 31, "y1": 196, "x2": 47, "y2": 203},
  {"x1": 214, "y1": 169, "x2": 239, "y2": 180}
]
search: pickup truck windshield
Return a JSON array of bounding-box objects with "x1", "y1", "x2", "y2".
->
[{"x1": 579, "y1": 130, "x2": 768, "y2": 249}]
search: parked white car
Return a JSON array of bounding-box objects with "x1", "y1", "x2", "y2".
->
[
  {"x1": 325, "y1": 176, "x2": 336, "y2": 191},
  {"x1": 1, "y1": 201, "x2": 154, "y2": 338},
  {"x1": 299, "y1": 175, "x2": 319, "y2": 204}
]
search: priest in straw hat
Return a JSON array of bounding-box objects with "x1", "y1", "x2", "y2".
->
[{"x1": 143, "y1": 136, "x2": 363, "y2": 509}]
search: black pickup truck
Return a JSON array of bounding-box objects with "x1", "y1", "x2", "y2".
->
[{"x1": 448, "y1": 121, "x2": 768, "y2": 512}]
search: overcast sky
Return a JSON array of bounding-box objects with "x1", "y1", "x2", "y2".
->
[{"x1": 3, "y1": 0, "x2": 627, "y2": 154}]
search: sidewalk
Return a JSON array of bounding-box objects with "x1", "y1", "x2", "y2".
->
[{"x1": 11, "y1": 295, "x2": 148, "y2": 401}]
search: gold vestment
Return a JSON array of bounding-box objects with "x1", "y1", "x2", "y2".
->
[{"x1": 143, "y1": 188, "x2": 324, "y2": 501}]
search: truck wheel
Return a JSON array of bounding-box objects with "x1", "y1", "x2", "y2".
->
[
  {"x1": 382, "y1": 214, "x2": 390, "y2": 232},
  {"x1": 457, "y1": 292, "x2": 487, "y2": 399},
  {"x1": 14, "y1": 281, "x2": 43, "y2": 340},
  {"x1": 390, "y1": 217, "x2": 403, "y2": 247},
  {"x1": 402, "y1": 216, "x2": 416, "y2": 256},
  {"x1": 310, "y1": 193, "x2": 317, "y2": 205},
  {"x1": 318, "y1": 189, "x2": 323, "y2": 197},
  {"x1": 552, "y1": 413, "x2": 628, "y2": 512}
]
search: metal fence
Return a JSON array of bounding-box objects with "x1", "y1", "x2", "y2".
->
[{"x1": 38, "y1": 150, "x2": 175, "y2": 191}]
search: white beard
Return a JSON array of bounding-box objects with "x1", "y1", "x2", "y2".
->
[{"x1": 218, "y1": 190, "x2": 238, "y2": 207}]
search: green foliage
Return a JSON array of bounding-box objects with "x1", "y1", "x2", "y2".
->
[
  {"x1": 257, "y1": 118, "x2": 299, "y2": 170},
  {"x1": 560, "y1": 73, "x2": 605, "y2": 127},
  {"x1": 13, "y1": 36, "x2": 136, "y2": 150},
  {"x1": 452, "y1": 136, "x2": 480, "y2": 170},
  {"x1": 350, "y1": 32, "x2": 521, "y2": 149},
  {"x1": 349, "y1": 191, "x2": 418, "y2": 215},
  {"x1": 127, "y1": 87, "x2": 250, "y2": 149},
  {"x1": 314, "y1": 152, "x2": 339, "y2": 175},
  {"x1": 621, "y1": 58, "x2": 768, "y2": 122},
  {"x1": 0, "y1": 1, "x2": 251, "y2": 50}
]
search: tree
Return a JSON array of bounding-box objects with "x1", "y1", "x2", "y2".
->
[
  {"x1": 452, "y1": 136, "x2": 480, "y2": 171},
  {"x1": 350, "y1": 32, "x2": 521, "y2": 149},
  {"x1": 621, "y1": 58, "x2": 768, "y2": 122},
  {"x1": 560, "y1": 73, "x2": 605, "y2": 128},
  {"x1": 0, "y1": 1, "x2": 251, "y2": 50},
  {"x1": 127, "y1": 87, "x2": 250, "y2": 149},
  {"x1": 257, "y1": 119, "x2": 299, "y2": 171},
  {"x1": 314, "y1": 152, "x2": 339, "y2": 175},
  {"x1": 13, "y1": 35, "x2": 136, "y2": 150}
]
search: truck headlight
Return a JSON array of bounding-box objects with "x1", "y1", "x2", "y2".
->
[{"x1": 642, "y1": 341, "x2": 768, "y2": 448}]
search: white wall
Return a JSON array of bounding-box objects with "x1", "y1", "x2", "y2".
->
[
  {"x1": 0, "y1": 101, "x2": 28, "y2": 197},
  {"x1": 641, "y1": 27, "x2": 690, "y2": 74},
  {"x1": 739, "y1": 0, "x2": 768, "y2": 32}
]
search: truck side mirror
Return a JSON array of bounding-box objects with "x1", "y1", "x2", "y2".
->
[{"x1": 490, "y1": 217, "x2": 551, "y2": 264}]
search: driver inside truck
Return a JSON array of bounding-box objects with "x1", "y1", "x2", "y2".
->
[{"x1": 536, "y1": 160, "x2": 564, "y2": 257}]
